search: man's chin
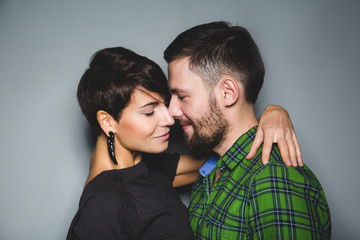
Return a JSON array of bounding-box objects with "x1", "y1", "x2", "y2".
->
[
  {"x1": 184, "y1": 132, "x2": 192, "y2": 143},
  {"x1": 182, "y1": 125, "x2": 194, "y2": 138},
  {"x1": 184, "y1": 134, "x2": 193, "y2": 148},
  {"x1": 185, "y1": 137, "x2": 214, "y2": 156}
]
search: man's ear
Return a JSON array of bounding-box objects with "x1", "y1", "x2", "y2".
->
[
  {"x1": 96, "y1": 110, "x2": 115, "y2": 136},
  {"x1": 218, "y1": 77, "x2": 240, "y2": 107}
]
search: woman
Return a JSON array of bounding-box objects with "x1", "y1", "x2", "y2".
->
[{"x1": 67, "y1": 47, "x2": 301, "y2": 239}]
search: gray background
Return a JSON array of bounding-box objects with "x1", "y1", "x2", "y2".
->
[{"x1": 1, "y1": 0, "x2": 359, "y2": 239}]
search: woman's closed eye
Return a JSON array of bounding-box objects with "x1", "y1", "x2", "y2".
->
[{"x1": 144, "y1": 111, "x2": 154, "y2": 116}]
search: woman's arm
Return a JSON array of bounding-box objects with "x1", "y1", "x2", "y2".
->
[
  {"x1": 173, "y1": 154, "x2": 206, "y2": 188},
  {"x1": 246, "y1": 105, "x2": 303, "y2": 167}
]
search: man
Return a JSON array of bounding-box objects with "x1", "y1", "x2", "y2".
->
[{"x1": 165, "y1": 22, "x2": 331, "y2": 239}]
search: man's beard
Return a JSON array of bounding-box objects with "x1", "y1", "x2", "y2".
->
[{"x1": 185, "y1": 97, "x2": 229, "y2": 154}]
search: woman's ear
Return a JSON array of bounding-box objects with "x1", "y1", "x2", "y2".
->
[
  {"x1": 218, "y1": 77, "x2": 240, "y2": 107},
  {"x1": 96, "y1": 110, "x2": 115, "y2": 136}
]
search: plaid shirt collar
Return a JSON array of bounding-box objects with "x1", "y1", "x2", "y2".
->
[{"x1": 217, "y1": 125, "x2": 258, "y2": 171}]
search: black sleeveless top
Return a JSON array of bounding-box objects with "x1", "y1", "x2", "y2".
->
[{"x1": 67, "y1": 153, "x2": 193, "y2": 240}]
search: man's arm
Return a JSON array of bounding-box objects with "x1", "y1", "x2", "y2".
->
[
  {"x1": 247, "y1": 166, "x2": 331, "y2": 239},
  {"x1": 246, "y1": 105, "x2": 303, "y2": 167}
]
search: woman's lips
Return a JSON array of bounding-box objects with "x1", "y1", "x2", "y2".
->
[{"x1": 155, "y1": 132, "x2": 170, "y2": 141}]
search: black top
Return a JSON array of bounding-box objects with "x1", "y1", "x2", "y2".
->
[{"x1": 67, "y1": 153, "x2": 193, "y2": 240}]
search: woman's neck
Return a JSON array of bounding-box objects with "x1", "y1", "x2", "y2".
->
[{"x1": 84, "y1": 133, "x2": 142, "y2": 187}]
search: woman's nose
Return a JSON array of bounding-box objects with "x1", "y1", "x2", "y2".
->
[
  {"x1": 168, "y1": 98, "x2": 183, "y2": 119},
  {"x1": 160, "y1": 107, "x2": 175, "y2": 126}
]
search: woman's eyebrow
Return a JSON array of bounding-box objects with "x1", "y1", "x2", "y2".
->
[
  {"x1": 137, "y1": 88, "x2": 165, "y2": 105},
  {"x1": 140, "y1": 101, "x2": 159, "y2": 108}
]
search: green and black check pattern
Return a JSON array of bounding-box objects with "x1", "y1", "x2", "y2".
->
[{"x1": 189, "y1": 126, "x2": 331, "y2": 239}]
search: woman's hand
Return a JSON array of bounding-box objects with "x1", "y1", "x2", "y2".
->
[{"x1": 246, "y1": 105, "x2": 303, "y2": 167}]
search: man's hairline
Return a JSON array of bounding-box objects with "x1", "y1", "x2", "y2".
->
[{"x1": 168, "y1": 56, "x2": 213, "y2": 93}]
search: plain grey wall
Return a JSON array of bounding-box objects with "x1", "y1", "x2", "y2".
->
[{"x1": 1, "y1": 0, "x2": 359, "y2": 239}]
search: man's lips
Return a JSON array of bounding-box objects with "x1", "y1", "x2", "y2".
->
[
  {"x1": 180, "y1": 123, "x2": 193, "y2": 134},
  {"x1": 182, "y1": 125, "x2": 191, "y2": 130},
  {"x1": 179, "y1": 121, "x2": 192, "y2": 128}
]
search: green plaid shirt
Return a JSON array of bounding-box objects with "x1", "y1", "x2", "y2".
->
[{"x1": 189, "y1": 126, "x2": 331, "y2": 240}]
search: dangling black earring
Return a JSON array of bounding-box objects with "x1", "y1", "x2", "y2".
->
[{"x1": 107, "y1": 131, "x2": 118, "y2": 165}]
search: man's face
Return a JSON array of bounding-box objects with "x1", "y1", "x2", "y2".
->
[{"x1": 168, "y1": 58, "x2": 228, "y2": 152}]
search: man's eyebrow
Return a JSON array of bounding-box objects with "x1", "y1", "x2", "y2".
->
[{"x1": 170, "y1": 88, "x2": 188, "y2": 94}]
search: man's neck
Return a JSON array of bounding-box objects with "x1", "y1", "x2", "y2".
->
[{"x1": 214, "y1": 105, "x2": 258, "y2": 157}]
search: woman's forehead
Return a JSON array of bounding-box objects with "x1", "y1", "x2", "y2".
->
[{"x1": 131, "y1": 88, "x2": 165, "y2": 105}]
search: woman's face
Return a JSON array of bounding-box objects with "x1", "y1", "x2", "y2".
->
[{"x1": 113, "y1": 88, "x2": 174, "y2": 154}]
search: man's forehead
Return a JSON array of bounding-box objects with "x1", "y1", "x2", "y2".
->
[
  {"x1": 168, "y1": 74, "x2": 190, "y2": 93},
  {"x1": 168, "y1": 57, "x2": 206, "y2": 94}
]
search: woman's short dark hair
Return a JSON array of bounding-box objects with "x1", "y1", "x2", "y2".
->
[
  {"x1": 164, "y1": 21, "x2": 265, "y2": 104},
  {"x1": 77, "y1": 47, "x2": 170, "y2": 136}
]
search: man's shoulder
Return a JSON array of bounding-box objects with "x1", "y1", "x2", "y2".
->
[
  {"x1": 244, "y1": 149, "x2": 331, "y2": 240},
  {"x1": 243, "y1": 144, "x2": 320, "y2": 186},
  {"x1": 252, "y1": 161, "x2": 323, "y2": 193}
]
